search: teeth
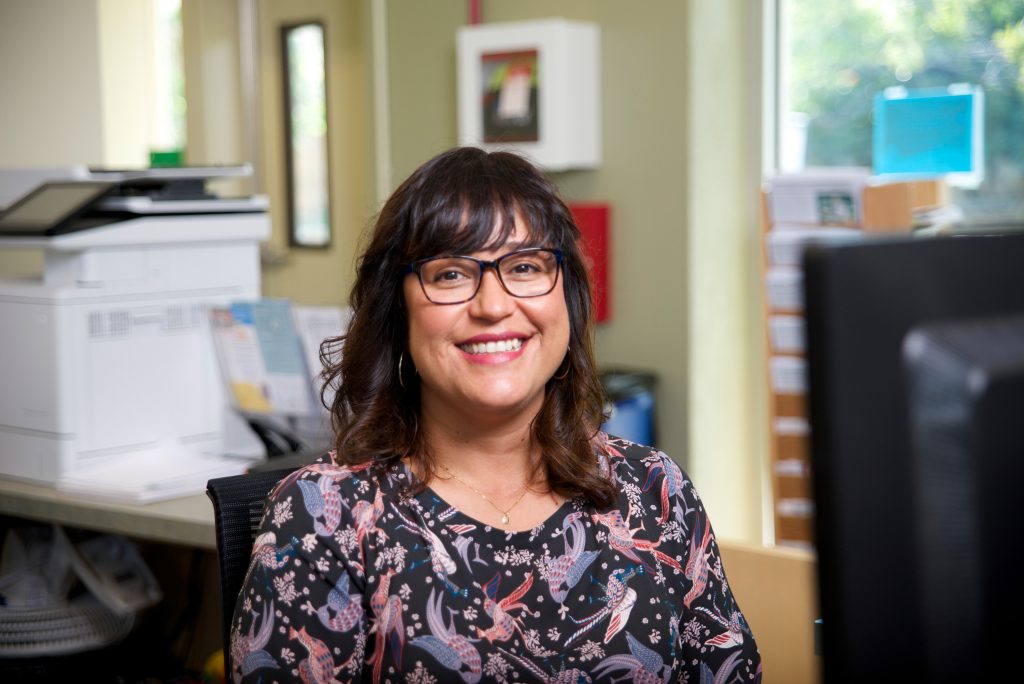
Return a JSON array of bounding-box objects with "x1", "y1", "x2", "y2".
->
[{"x1": 460, "y1": 338, "x2": 523, "y2": 355}]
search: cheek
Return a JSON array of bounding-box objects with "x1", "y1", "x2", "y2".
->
[
  {"x1": 534, "y1": 292, "x2": 571, "y2": 345},
  {"x1": 403, "y1": 278, "x2": 435, "y2": 345},
  {"x1": 553, "y1": 284, "x2": 571, "y2": 329},
  {"x1": 405, "y1": 301, "x2": 461, "y2": 360}
]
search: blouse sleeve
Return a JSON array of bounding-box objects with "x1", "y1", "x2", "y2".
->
[
  {"x1": 229, "y1": 469, "x2": 368, "y2": 684},
  {"x1": 666, "y1": 456, "x2": 763, "y2": 683}
]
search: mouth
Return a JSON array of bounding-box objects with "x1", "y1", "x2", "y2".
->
[{"x1": 457, "y1": 337, "x2": 525, "y2": 355}]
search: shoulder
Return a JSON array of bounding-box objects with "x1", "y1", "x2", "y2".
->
[
  {"x1": 594, "y1": 431, "x2": 698, "y2": 499},
  {"x1": 260, "y1": 454, "x2": 407, "y2": 574},
  {"x1": 595, "y1": 431, "x2": 687, "y2": 473},
  {"x1": 266, "y1": 452, "x2": 402, "y2": 511},
  {"x1": 596, "y1": 432, "x2": 660, "y2": 462}
]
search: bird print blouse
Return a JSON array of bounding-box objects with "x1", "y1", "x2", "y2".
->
[{"x1": 231, "y1": 434, "x2": 762, "y2": 683}]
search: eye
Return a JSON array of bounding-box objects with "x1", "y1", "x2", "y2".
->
[
  {"x1": 432, "y1": 268, "x2": 471, "y2": 284},
  {"x1": 434, "y1": 268, "x2": 471, "y2": 282},
  {"x1": 509, "y1": 261, "x2": 541, "y2": 274},
  {"x1": 423, "y1": 259, "x2": 477, "y2": 288},
  {"x1": 501, "y1": 252, "x2": 552, "y2": 279}
]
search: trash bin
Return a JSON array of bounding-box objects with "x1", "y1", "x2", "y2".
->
[{"x1": 600, "y1": 368, "x2": 657, "y2": 447}]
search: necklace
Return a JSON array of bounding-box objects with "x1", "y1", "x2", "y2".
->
[{"x1": 440, "y1": 463, "x2": 529, "y2": 526}]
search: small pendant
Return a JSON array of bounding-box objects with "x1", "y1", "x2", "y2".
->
[{"x1": 501, "y1": 513, "x2": 510, "y2": 525}]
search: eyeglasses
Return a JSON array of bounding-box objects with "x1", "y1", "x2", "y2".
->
[{"x1": 404, "y1": 248, "x2": 564, "y2": 305}]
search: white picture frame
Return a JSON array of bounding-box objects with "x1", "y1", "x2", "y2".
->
[{"x1": 457, "y1": 19, "x2": 601, "y2": 171}]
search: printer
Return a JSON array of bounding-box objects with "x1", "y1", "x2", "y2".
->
[{"x1": 0, "y1": 166, "x2": 269, "y2": 484}]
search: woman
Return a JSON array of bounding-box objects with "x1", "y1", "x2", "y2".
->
[{"x1": 231, "y1": 147, "x2": 761, "y2": 683}]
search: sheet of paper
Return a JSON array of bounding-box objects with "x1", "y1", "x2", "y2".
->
[
  {"x1": 765, "y1": 267, "x2": 804, "y2": 312},
  {"x1": 210, "y1": 307, "x2": 272, "y2": 413},
  {"x1": 768, "y1": 315, "x2": 806, "y2": 353},
  {"x1": 770, "y1": 355, "x2": 808, "y2": 394},
  {"x1": 56, "y1": 445, "x2": 251, "y2": 504},
  {"x1": 246, "y1": 300, "x2": 316, "y2": 416},
  {"x1": 209, "y1": 301, "x2": 317, "y2": 417},
  {"x1": 293, "y1": 305, "x2": 352, "y2": 386}
]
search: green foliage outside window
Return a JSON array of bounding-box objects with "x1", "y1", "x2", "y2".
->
[{"x1": 786, "y1": 0, "x2": 1024, "y2": 224}]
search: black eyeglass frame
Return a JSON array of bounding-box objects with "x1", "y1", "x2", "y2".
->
[{"x1": 403, "y1": 247, "x2": 564, "y2": 305}]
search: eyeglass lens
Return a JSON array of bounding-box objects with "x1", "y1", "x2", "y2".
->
[{"x1": 418, "y1": 250, "x2": 559, "y2": 303}]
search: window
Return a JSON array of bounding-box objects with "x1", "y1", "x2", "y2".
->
[
  {"x1": 282, "y1": 22, "x2": 331, "y2": 248},
  {"x1": 777, "y1": 0, "x2": 1024, "y2": 226},
  {"x1": 152, "y1": 0, "x2": 186, "y2": 160}
]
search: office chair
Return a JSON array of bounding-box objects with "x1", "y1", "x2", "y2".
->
[{"x1": 206, "y1": 466, "x2": 297, "y2": 677}]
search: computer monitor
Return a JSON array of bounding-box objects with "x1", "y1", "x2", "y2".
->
[
  {"x1": 904, "y1": 313, "x2": 1024, "y2": 682},
  {"x1": 803, "y1": 232, "x2": 1024, "y2": 683}
]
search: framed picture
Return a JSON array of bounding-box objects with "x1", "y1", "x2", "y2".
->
[
  {"x1": 457, "y1": 19, "x2": 601, "y2": 171},
  {"x1": 480, "y1": 49, "x2": 539, "y2": 144}
]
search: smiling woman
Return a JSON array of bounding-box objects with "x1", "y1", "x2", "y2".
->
[
  {"x1": 230, "y1": 147, "x2": 762, "y2": 684},
  {"x1": 326, "y1": 147, "x2": 607, "y2": 506}
]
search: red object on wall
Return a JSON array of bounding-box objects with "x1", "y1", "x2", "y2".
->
[{"x1": 569, "y1": 203, "x2": 611, "y2": 323}]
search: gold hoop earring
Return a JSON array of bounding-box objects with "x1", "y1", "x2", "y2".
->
[{"x1": 398, "y1": 352, "x2": 407, "y2": 390}]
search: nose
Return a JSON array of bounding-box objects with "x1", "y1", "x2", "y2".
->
[{"x1": 468, "y1": 268, "x2": 514, "y2": 320}]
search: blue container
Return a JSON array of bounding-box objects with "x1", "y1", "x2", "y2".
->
[{"x1": 600, "y1": 369, "x2": 657, "y2": 447}]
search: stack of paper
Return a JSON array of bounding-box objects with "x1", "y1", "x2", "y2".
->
[
  {"x1": 209, "y1": 300, "x2": 352, "y2": 418},
  {"x1": 56, "y1": 447, "x2": 252, "y2": 504}
]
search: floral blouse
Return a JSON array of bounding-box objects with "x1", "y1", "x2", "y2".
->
[{"x1": 231, "y1": 434, "x2": 761, "y2": 683}]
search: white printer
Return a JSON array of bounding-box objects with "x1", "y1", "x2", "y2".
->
[{"x1": 0, "y1": 167, "x2": 269, "y2": 484}]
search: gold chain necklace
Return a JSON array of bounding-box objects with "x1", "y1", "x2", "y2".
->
[{"x1": 440, "y1": 463, "x2": 529, "y2": 526}]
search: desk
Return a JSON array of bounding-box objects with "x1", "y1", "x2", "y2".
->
[
  {"x1": 719, "y1": 540, "x2": 821, "y2": 684},
  {"x1": 0, "y1": 477, "x2": 216, "y2": 550}
]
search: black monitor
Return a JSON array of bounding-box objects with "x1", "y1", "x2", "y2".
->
[
  {"x1": 803, "y1": 232, "x2": 1024, "y2": 683},
  {"x1": 904, "y1": 313, "x2": 1024, "y2": 682}
]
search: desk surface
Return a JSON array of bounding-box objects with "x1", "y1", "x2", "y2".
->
[{"x1": 0, "y1": 477, "x2": 216, "y2": 550}]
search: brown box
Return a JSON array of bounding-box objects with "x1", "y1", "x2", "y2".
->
[
  {"x1": 861, "y1": 179, "x2": 949, "y2": 233},
  {"x1": 773, "y1": 392, "x2": 807, "y2": 418},
  {"x1": 774, "y1": 431, "x2": 810, "y2": 461},
  {"x1": 776, "y1": 515, "x2": 815, "y2": 544},
  {"x1": 907, "y1": 178, "x2": 950, "y2": 209},
  {"x1": 777, "y1": 476, "x2": 812, "y2": 499}
]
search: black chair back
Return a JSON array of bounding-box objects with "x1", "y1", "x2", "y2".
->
[{"x1": 206, "y1": 467, "x2": 296, "y2": 676}]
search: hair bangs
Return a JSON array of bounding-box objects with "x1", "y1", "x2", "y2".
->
[{"x1": 403, "y1": 164, "x2": 565, "y2": 261}]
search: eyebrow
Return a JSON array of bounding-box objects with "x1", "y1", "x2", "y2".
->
[{"x1": 471, "y1": 243, "x2": 553, "y2": 258}]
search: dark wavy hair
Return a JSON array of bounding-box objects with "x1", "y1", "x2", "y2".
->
[{"x1": 321, "y1": 146, "x2": 615, "y2": 508}]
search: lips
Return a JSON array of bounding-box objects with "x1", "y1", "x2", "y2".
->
[{"x1": 458, "y1": 337, "x2": 524, "y2": 355}]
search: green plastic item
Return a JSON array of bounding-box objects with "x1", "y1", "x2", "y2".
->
[{"x1": 149, "y1": 149, "x2": 184, "y2": 167}]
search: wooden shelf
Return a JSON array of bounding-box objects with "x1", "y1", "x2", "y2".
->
[{"x1": 760, "y1": 189, "x2": 815, "y2": 548}]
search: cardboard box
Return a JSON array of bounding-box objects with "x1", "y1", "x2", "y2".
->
[
  {"x1": 862, "y1": 179, "x2": 949, "y2": 233},
  {"x1": 774, "y1": 431, "x2": 810, "y2": 461},
  {"x1": 776, "y1": 514, "x2": 814, "y2": 544},
  {"x1": 773, "y1": 392, "x2": 807, "y2": 418},
  {"x1": 907, "y1": 178, "x2": 950, "y2": 209},
  {"x1": 777, "y1": 475, "x2": 813, "y2": 500}
]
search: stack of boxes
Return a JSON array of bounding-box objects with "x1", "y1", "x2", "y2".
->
[{"x1": 760, "y1": 170, "x2": 950, "y2": 549}]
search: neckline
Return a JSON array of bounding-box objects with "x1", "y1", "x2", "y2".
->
[{"x1": 414, "y1": 484, "x2": 580, "y2": 546}]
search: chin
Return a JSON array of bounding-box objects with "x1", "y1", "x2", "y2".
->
[{"x1": 467, "y1": 384, "x2": 544, "y2": 415}]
